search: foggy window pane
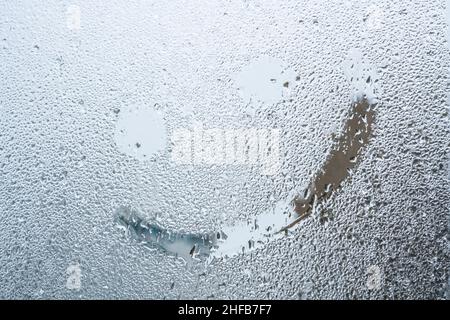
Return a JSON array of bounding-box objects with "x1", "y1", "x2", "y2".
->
[{"x1": 0, "y1": 0, "x2": 449, "y2": 300}]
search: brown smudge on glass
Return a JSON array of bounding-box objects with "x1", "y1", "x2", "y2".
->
[{"x1": 279, "y1": 98, "x2": 375, "y2": 232}]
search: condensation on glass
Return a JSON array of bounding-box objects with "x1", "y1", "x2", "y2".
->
[{"x1": 0, "y1": 0, "x2": 449, "y2": 299}]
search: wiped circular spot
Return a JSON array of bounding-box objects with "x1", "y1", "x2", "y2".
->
[
  {"x1": 235, "y1": 56, "x2": 297, "y2": 105},
  {"x1": 114, "y1": 104, "x2": 167, "y2": 161}
]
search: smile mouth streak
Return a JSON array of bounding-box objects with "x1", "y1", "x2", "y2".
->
[
  {"x1": 115, "y1": 207, "x2": 224, "y2": 261},
  {"x1": 281, "y1": 97, "x2": 375, "y2": 232},
  {"x1": 115, "y1": 97, "x2": 375, "y2": 261}
]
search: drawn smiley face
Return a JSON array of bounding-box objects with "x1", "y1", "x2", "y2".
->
[{"x1": 114, "y1": 55, "x2": 376, "y2": 262}]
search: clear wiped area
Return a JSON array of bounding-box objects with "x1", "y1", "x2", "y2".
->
[{"x1": 0, "y1": 0, "x2": 449, "y2": 299}]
